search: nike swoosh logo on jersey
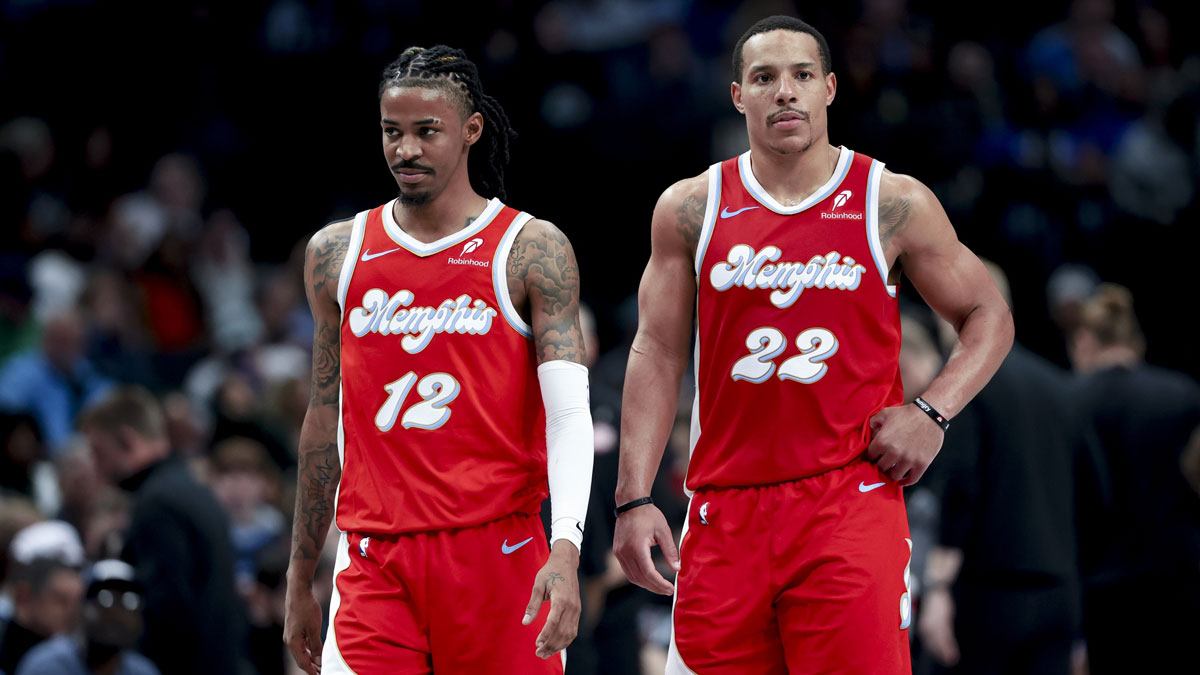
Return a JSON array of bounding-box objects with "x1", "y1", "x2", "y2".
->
[
  {"x1": 501, "y1": 536, "x2": 535, "y2": 554},
  {"x1": 859, "y1": 481, "x2": 887, "y2": 493},
  {"x1": 720, "y1": 205, "x2": 759, "y2": 219},
  {"x1": 361, "y1": 247, "x2": 402, "y2": 262}
]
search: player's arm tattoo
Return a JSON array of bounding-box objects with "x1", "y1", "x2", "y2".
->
[
  {"x1": 675, "y1": 193, "x2": 705, "y2": 253},
  {"x1": 290, "y1": 224, "x2": 349, "y2": 566},
  {"x1": 879, "y1": 195, "x2": 912, "y2": 249},
  {"x1": 510, "y1": 222, "x2": 585, "y2": 364}
]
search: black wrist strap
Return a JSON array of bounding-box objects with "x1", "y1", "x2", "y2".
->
[
  {"x1": 614, "y1": 497, "x2": 654, "y2": 518},
  {"x1": 913, "y1": 397, "x2": 950, "y2": 432}
]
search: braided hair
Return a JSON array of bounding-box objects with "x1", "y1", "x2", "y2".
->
[{"x1": 379, "y1": 45, "x2": 517, "y2": 200}]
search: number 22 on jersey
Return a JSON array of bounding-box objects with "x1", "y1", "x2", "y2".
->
[
  {"x1": 374, "y1": 371, "x2": 460, "y2": 431},
  {"x1": 731, "y1": 327, "x2": 839, "y2": 384}
]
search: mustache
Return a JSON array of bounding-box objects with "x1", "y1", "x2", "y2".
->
[
  {"x1": 769, "y1": 108, "x2": 809, "y2": 122},
  {"x1": 391, "y1": 159, "x2": 435, "y2": 173}
]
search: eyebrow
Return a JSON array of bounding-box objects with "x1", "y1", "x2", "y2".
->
[
  {"x1": 380, "y1": 117, "x2": 442, "y2": 125},
  {"x1": 749, "y1": 61, "x2": 817, "y2": 72}
]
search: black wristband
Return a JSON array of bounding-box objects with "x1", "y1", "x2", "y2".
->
[
  {"x1": 614, "y1": 497, "x2": 654, "y2": 518},
  {"x1": 913, "y1": 397, "x2": 950, "y2": 432}
]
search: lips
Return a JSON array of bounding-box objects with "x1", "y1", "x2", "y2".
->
[
  {"x1": 770, "y1": 111, "x2": 806, "y2": 129},
  {"x1": 395, "y1": 171, "x2": 428, "y2": 184}
]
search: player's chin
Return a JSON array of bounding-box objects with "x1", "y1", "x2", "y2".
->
[
  {"x1": 765, "y1": 134, "x2": 812, "y2": 155},
  {"x1": 397, "y1": 186, "x2": 434, "y2": 206}
]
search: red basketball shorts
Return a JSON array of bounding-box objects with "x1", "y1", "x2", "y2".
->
[
  {"x1": 321, "y1": 512, "x2": 565, "y2": 674},
  {"x1": 668, "y1": 459, "x2": 913, "y2": 674}
]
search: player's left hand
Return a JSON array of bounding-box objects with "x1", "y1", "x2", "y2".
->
[
  {"x1": 522, "y1": 540, "x2": 581, "y2": 659},
  {"x1": 866, "y1": 403, "x2": 945, "y2": 486}
]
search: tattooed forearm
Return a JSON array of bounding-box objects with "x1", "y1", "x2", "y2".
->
[
  {"x1": 291, "y1": 438, "x2": 341, "y2": 562},
  {"x1": 509, "y1": 221, "x2": 586, "y2": 364},
  {"x1": 676, "y1": 193, "x2": 705, "y2": 251},
  {"x1": 879, "y1": 196, "x2": 912, "y2": 249}
]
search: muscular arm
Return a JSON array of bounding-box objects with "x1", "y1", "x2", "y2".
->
[
  {"x1": 882, "y1": 173, "x2": 1013, "y2": 419},
  {"x1": 612, "y1": 174, "x2": 706, "y2": 595},
  {"x1": 615, "y1": 177, "x2": 705, "y2": 504},
  {"x1": 288, "y1": 220, "x2": 352, "y2": 581},
  {"x1": 868, "y1": 173, "x2": 1013, "y2": 485}
]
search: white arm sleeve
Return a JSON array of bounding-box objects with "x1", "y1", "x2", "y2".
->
[{"x1": 538, "y1": 359, "x2": 594, "y2": 552}]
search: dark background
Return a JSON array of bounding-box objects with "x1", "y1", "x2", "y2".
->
[{"x1": 4, "y1": 0, "x2": 1197, "y2": 374}]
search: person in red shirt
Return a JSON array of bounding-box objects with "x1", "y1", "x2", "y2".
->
[
  {"x1": 282, "y1": 45, "x2": 594, "y2": 675},
  {"x1": 613, "y1": 16, "x2": 1013, "y2": 674}
]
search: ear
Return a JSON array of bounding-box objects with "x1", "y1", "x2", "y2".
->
[
  {"x1": 825, "y1": 71, "x2": 837, "y2": 107},
  {"x1": 463, "y1": 111, "x2": 484, "y2": 147},
  {"x1": 731, "y1": 81, "x2": 745, "y2": 115}
]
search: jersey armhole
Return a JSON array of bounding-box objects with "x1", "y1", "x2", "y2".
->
[
  {"x1": 693, "y1": 162, "x2": 722, "y2": 279},
  {"x1": 865, "y1": 160, "x2": 898, "y2": 298},
  {"x1": 493, "y1": 212, "x2": 535, "y2": 339},
  {"x1": 337, "y1": 210, "x2": 370, "y2": 318}
]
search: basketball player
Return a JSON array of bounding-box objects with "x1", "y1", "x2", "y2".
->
[
  {"x1": 282, "y1": 46, "x2": 594, "y2": 675},
  {"x1": 612, "y1": 16, "x2": 1013, "y2": 674}
]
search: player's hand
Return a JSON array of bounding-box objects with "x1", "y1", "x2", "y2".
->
[
  {"x1": 284, "y1": 579, "x2": 324, "y2": 675},
  {"x1": 917, "y1": 587, "x2": 960, "y2": 666},
  {"x1": 612, "y1": 503, "x2": 680, "y2": 595},
  {"x1": 866, "y1": 404, "x2": 945, "y2": 486},
  {"x1": 523, "y1": 540, "x2": 581, "y2": 659}
]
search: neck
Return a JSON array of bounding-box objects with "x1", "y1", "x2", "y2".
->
[
  {"x1": 392, "y1": 172, "x2": 488, "y2": 242},
  {"x1": 747, "y1": 140, "x2": 840, "y2": 206}
]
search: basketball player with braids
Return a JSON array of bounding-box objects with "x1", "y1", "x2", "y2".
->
[
  {"x1": 613, "y1": 16, "x2": 1013, "y2": 673},
  {"x1": 283, "y1": 46, "x2": 593, "y2": 674}
]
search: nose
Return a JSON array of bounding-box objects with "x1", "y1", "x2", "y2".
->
[
  {"x1": 776, "y1": 77, "x2": 798, "y2": 105},
  {"x1": 397, "y1": 135, "x2": 422, "y2": 161}
]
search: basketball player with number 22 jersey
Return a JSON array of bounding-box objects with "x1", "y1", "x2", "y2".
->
[
  {"x1": 283, "y1": 46, "x2": 594, "y2": 675},
  {"x1": 613, "y1": 17, "x2": 1013, "y2": 675}
]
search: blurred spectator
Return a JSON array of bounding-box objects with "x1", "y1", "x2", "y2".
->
[
  {"x1": 78, "y1": 387, "x2": 246, "y2": 675},
  {"x1": 0, "y1": 258, "x2": 37, "y2": 363},
  {"x1": 191, "y1": 209, "x2": 264, "y2": 353},
  {"x1": 916, "y1": 263, "x2": 1101, "y2": 674},
  {"x1": 80, "y1": 270, "x2": 156, "y2": 391},
  {"x1": 0, "y1": 414, "x2": 44, "y2": 500},
  {"x1": 210, "y1": 437, "x2": 285, "y2": 588},
  {"x1": 0, "y1": 521, "x2": 86, "y2": 673},
  {"x1": 104, "y1": 154, "x2": 205, "y2": 272},
  {"x1": 1068, "y1": 283, "x2": 1200, "y2": 674},
  {"x1": 0, "y1": 313, "x2": 113, "y2": 456},
  {"x1": 0, "y1": 497, "x2": 44, "y2": 616},
  {"x1": 243, "y1": 540, "x2": 289, "y2": 675},
  {"x1": 15, "y1": 559, "x2": 159, "y2": 675}
]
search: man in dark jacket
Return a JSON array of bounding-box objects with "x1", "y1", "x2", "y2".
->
[{"x1": 79, "y1": 386, "x2": 245, "y2": 675}]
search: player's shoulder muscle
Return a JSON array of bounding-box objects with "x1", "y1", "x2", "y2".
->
[
  {"x1": 305, "y1": 217, "x2": 355, "y2": 304},
  {"x1": 652, "y1": 171, "x2": 710, "y2": 256}
]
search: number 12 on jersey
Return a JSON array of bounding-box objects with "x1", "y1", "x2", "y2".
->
[
  {"x1": 374, "y1": 371, "x2": 461, "y2": 431},
  {"x1": 731, "y1": 327, "x2": 839, "y2": 384}
]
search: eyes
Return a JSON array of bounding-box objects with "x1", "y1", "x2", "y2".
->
[
  {"x1": 382, "y1": 127, "x2": 439, "y2": 138},
  {"x1": 752, "y1": 71, "x2": 814, "y2": 84}
]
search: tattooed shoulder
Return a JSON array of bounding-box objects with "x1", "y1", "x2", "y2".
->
[
  {"x1": 306, "y1": 219, "x2": 354, "y2": 302},
  {"x1": 671, "y1": 174, "x2": 709, "y2": 253},
  {"x1": 510, "y1": 219, "x2": 584, "y2": 364},
  {"x1": 878, "y1": 172, "x2": 917, "y2": 250}
]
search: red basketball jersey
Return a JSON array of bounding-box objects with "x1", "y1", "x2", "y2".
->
[
  {"x1": 334, "y1": 198, "x2": 546, "y2": 534},
  {"x1": 688, "y1": 147, "x2": 903, "y2": 490}
]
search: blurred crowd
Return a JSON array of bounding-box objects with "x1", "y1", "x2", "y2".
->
[{"x1": 2, "y1": 0, "x2": 1199, "y2": 673}]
